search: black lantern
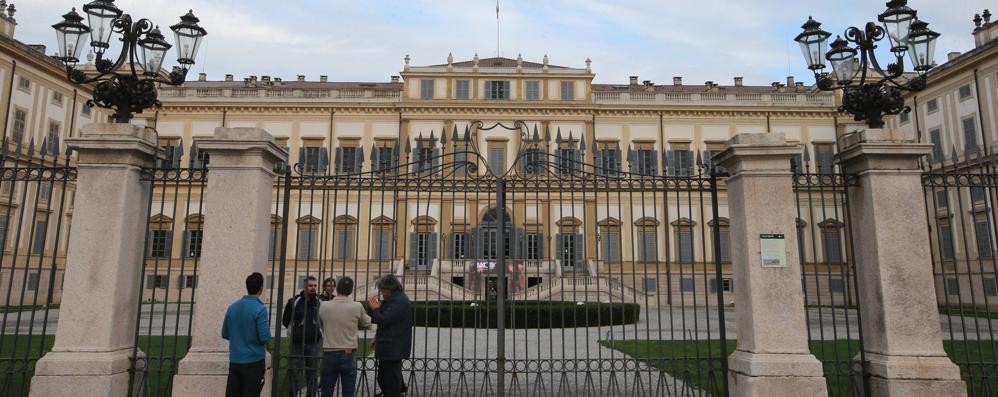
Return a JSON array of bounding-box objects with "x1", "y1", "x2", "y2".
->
[
  {"x1": 53, "y1": 1, "x2": 207, "y2": 123},
  {"x1": 795, "y1": 0, "x2": 939, "y2": 128}
]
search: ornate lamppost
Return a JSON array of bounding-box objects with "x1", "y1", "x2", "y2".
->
[
  {"x1": 795, "y1": 0, "x2": 939, "y2": 128},
  {"x1": 52, "y1": 0, "x2": 206, "y2": 123}
]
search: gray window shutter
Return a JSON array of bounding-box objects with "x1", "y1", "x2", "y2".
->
[
  {"x1": 719, "y1": 232, "x2": 730, "y2": 262},
  {"x1": 593, "y1": 148, "x2": 603, "y2": 176},
  {"x1": 513, "y1": 229, "x2": 524, "y2": 259},
  {"x1": 297, "y1": 147, "x2": 305, "y2": 169},
  {"x1": 555, "y1": 234, "x2": 564, "y2": 264},
  {"x1": 537, "y1": 233, "x2": 544, "y2": 259},
  {"x1": 181, "y1": 230, "x2": 191, "y2": 258},
  {"x1": 428, "y1": 233, "x2": 438, "y2": 260},
  {"x1": 408, "y1": 232, "x2": 418, "y2": 267},
  {"x1": 455, "y1": 150, "x2": 467, "y2": 175},
  {"x1": 355, "y1": 146, "x2": 365, "y2": 173},
  {"x1": 664, "y1": 151, "x2": 674, "y2": 176},
  {"x1": 485, "y1": 81, "x2": 492, "y2": 97},
  {"x1": 189, "y1": 144, "x2": 199, "y2": 168},
  {"x1": 574, "y1": 233, "x2": 585, "y2": 267},
  {"x1": 145, "y1": 232, "x2": 153, "y2": 257},
  {"x1": 334, "y1": 147, "x2": 343, "y2": 174},
  {"x1": 268, "y1": 227, "x2": 278, "y2": 260},
  {"x1": 146, "y1": 275, "x2": 155, "y2": 288},
  {"x1": 447, "y1": 232, "x2": 456, "y2": 259},
  {"x1": 650, "y1": 150, "x2": 658, "y2": 175},
  {"x1": 165, "y1": 232, "x2": 173, "y2": 258},
  {"x1": 431, "y1": 148, "x2": 440, "y2": 172},
  {"x1": 709, "y1": 278, "x2": 717, "y2": 293},
  {"x1": 319, "y1": 147, "x2": 329, "y2": 173},
  {"x1": 177, "y1": 275, "x2": 185, "y2": 288},
  {"x1": 174, "y1": 143, "x2": 184, "y2": 168},
  {"x1": 642, "y1": 232, "x2": 658, "y2": 262},
  {"x1": 613, "y1": 150, "x2": 621, "y2": 175}
]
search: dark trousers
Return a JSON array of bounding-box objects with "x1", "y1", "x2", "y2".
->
[
  {"x1": 377, "y1": 360, "x2": 404, "y2": 397},
  {"x1": 287, "y1": 342, "x2": 319, "y2": 396},
  {"x1": 225, "y1": 359, "x2": 265, "y2": 397},
  {"x1": 320, "y1": 350, "x2": 357, "y2": 397}
]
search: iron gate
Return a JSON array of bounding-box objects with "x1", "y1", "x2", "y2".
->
[{"x1": 271, "y1": 122, "x2": 731, "y2": 397}]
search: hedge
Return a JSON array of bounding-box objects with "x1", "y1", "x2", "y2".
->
[{"x1": 365, "y1": 300, "x2": 640, "y2": 329}]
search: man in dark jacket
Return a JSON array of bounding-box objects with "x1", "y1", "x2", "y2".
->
[
  {"x1": 368, "y1": 275, "x2": 413, "y2": 397},
  {"x1": 282, "y1": 276, "x2": 321, "y2": 396}
]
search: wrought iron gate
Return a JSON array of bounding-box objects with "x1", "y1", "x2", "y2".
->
[{"x1": 271, "y1": 122, "x2": 731, "y2": 396}]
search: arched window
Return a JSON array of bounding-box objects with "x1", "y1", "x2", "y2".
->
[
  {"x1": 599, "y1": 218, "x2": 622, "y2": 263},
  {"x1": 409, "y1": 216, "x2": 438, "y2": 269},
  {"x1": 671, "y1": 218, "x2": 695, "y2": 263},
  {"x1": 296, "y1": 215, "x2": 321, "y2": 260},
  {"x1": 370, "y1": 216, "x2": 395, "y2": 261},
  {"x1": 182, "y1": 214, "x2": 204, "y2": 258},
  {"x1": 147, "y1": 214, "x2": 174, "y2": 258},
  {"x1": 333, "y1": 215, "x2": 358, "y2": 260},
  {"x1": 636, "y1": 217, "x2": 661, "y2": 263}
]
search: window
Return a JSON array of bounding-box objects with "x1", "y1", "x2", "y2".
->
[
  {"x1": 455, "y1": 80, "x2": 470, "y2": 99},
  {"x1": 638, "y1": 230, "x2": 657, "y2": 262},
  {"x1": 526, "y1": 81, "x2": 540, "y2": 100},
  {"x1": 415, "y1": 145, "x2": 437, "y2": 174},
  {"x1": 898, "y1": 110, "x2": 910, "y2": 124},
  {"x1": 485, "y1": 80, "x2": 509, "y2": 100},
  {"x1": 268, "y1": 219, "x2": 281, "y2": 260},
  {"x1": 39, "y1": 181, "x2": 52, "y2": 204},
  {"x1": 971, "y1": 187, "x2": 987, "y2": 203},
  {"x1": 189, "y1": 143, "x2": 210, "y2": 169},
  {"x1": 335, "y1": 146, "x2": 362, "y2": 174},
  {"x1": 830, "y1": 278, "x2": 846, "y2": 293},
  {"x1": 300, "y1": 146, "x2": 328, "y2": 174},
  {"x1": 633, "y1": 148, "x2": 658, "y2": 176},
  {"x1": 52, "y1": 92, "x2": 64, "y2": 106},
  {"x1": 940, "y1": 221, "x2": 955, "y2": 261},
  {"x1": 560, "y1": 81, "x2": 575, "y2": 100},
  {"x1": 791, "y1": 153, "x2": 805, "y2": 173},
  {"x1": 963, "y1": 117, "x2": 979, "y2": 153},
  {"x1": 721, "y1": 278, "x2": 733, "y2": 292},
  {"x1": 665, "y1": 149, "x2": 693, "y2": 176},
  {"x1": 822, "y1": 227, "x2": 843, "y2": 263},
  {"x1": 46, "y1": 121, "x2": 61, "y2": 154},
  {"x1": 454, "y1": 146, "x2": 469, "y2": 176},
  {"x1": 27, "y1": 273, "x2": 40, "y2": 290},
  {"x1": 600, "y1": 224, "x2": 621, "y2": 262},
  {"x1": 975, "y1": 216, "x2": 992, "y2": 259},
  {"x1": 489, "y1": 147, "x2": 506, "y2": 175},
  {"x1": 1, "y1": 180, "x2": 11, "y2": 195},
  {"x1": 148, "y1": 275, "x2": 169, "y2": 289},
  {"x1": 679, "y1": 277, "x2": 695, "y2": 292},
  {"x1": 375, "y1": 145, "x2": 396, "y2": 172},
  {"x1": 450, "y1": 232, "x2": 467, "y2": 259},
  {"x1": 929, "y1": 129, "x2": 943, "y2": 162},
  {"x1": 814, "y1": 144, "x2": 835, "y2": 174},
  {"x1": 333, "y1": 216, "x2": 357, "y2": 260},
  {"x1": 0, "y1": 214, "x2": 8, "y2": 249},
  {"x1": 31, "y1": 220, "x2": 47, "y2": 254},
  {"x1": 557, "y1": 147, "x2": 579, "y2": 175},
  {"x1": 710, "y1": 218, "x2": 731, "y2": 263},
  {"x1": 945, "y1": 278, "x2": 960, "y2": 295},
  {"x1": 520, "y1": 148, "x2": 545, "y2": 175},
  {"x1": 958, "y1": 84, "x2": 973, "y2": 100},
  {"x1": 985, "y1": 278, "x2": 998, "y2": 297},
  {"x1": 526, "y1": 233, "x2": 541, "y2": 260},
  {"x1": 935, "y1": 190, "x2": 949, "y2": 209},
  {"x1": 644, "y1": 278, "x2": 658, "y2": 292},
  {"x1": 149, "y1": 229, "x2": 173, "y2": 258},
  {"x1": 372, "y1": 228, "x2": 393, "y2": 261},
  {"x1": 558, "y1": 233, "x2": 582, "y2": 268},
  {"x1": 420, "y1": 79, "x2": 434, "y2": 99},
  {"x1": 17, "y1": 77, "x2": 30, "y2": 91},
  {"x1": 184, "y1": 229, "x2": 203, "y2": 258},
  {"x1": 594, "y1": 145, "x2": 621, "y2": 177},
  {"x1": 408, "y1": 229, "x2": 437, "y2": 269},
  {"x1": 181, "y1": 275, "x2": 197, "y2": 289},
  {"x1": 297, "y1": 219, "x2": 320, "y2": 260},
  {"x1": 12, "y1": 109, "x2": 26, "y2": 143},
  {"x1": 674, "y1": 219, "x2": 694, "y2": 262},
  {"x1": 926, "y1": 98, "x2": 939, "y2": 112},
  {"x1": 81, "y1": 102, "x2": 92, "y2": 117}
]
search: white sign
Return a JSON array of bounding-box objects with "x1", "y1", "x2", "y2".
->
[{"x1": 760, "y1": 234, "x2": 787, "y2": 268}]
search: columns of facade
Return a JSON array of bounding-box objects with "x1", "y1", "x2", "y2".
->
[
  {"x1": 838, "y1": 128, "x2": 967, "y2": 396},
  {"x1": 31, "y1": 123, "x2": 157, "y2": 396},
  {"x1": 714, "y1": 133, "x2": 828, "y2": 397},
  {"x1": 172, "y1": 128, "x2": 286, "y2": 396}
]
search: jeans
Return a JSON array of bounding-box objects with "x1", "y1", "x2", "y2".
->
[
  {"x1": 320, "y1": 350, "x2": 357, "y2": 397},
  {"x1": 287, "y1": 342, "x2": 319, "y2": 396},
  {"x1": 225, "y1": 359, "x2": 265, "y2": 397}
]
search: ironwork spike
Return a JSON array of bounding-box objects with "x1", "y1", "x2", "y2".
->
[
  {"x1": 40, "y1": 137, "x2": 48, "y2": 157},
  {"x1": 404, "y1": 139, "x2": 411, "y2": 154},
  {"x1": 370, "y1": 143, "x2": 379, "y2": 165},
  {"x1": 567, "y1": 130, "x2": 573, "y2": 142},
  {"x1": 626, "y1": 145, "x2": 635, "y2": 165},
  {"x1": 14, "y1": 136, "x2": 22, "y2": 156},
  {"x1": 357, "y1": 145, "x2": 365, "y2": 162},
  {"x1": 544, "y1": 126, "x2": 551, "y2": 142},
  {"x1": 578, "y1": 134, "x2": 586, "y2": 152},
  {"x1": 451, "y1": 124, "x2": 458, "y2": 143},
  {"x1": 27, "y1": 137, "x2": 35, "y2": 157},
  {"x1": 555, "y1": 128, "x2": 563, "y2": 145},
  {"x1": 696, "y1": 150, "x2": 703, "y2": 167},
  {"x1": 64, "y1": 144, "x2": 73, "y2": 157},
  {"x1": 415, "y1": 137, "x2": 424, "y2": 152},
  {"x1": 951, "y1": 146, "x2": 959, "y2": 165},
  {"x1": 429, "y1": 130, "x2": 435, "y2": 142},
  {"x1": 463, "y1": 125, "x2": 470, "y2": 142},
  {"x1": 975, "y1": 147, "x2": 982, "y2": 163},
  {"x1": 803, "y1": 145, "x2": 811, "y2": 162},
  {"x1": 532, "y1": 124, "x2": 539, "y2": 141},
  {"x1": 440, "y1": 128, "x2": 447, "y2": 145}
]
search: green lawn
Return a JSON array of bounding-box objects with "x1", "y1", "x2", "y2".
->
[
  {"x1": 600, "y1": 339, "x2": 997, "y2": 397},
  {"x1": 0, "y1": 335, "x2": 371, "y2": 397}
]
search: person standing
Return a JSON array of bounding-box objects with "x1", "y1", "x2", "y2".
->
[
  {"x1": 367, "y1": 275, "x2": 412, "y2": 397},
  {"x1": 318, "y1": 277, "x2": 372, "y2": 397},
  {"x1": 222, "y1": 272, "x2": 271, "y2": 397},
  {"x1": 282, "y1": 276, "x2": 322, "y2": 396},
  {"x1": 319, "y1": 277, "x2": 336, "y2": 301}
]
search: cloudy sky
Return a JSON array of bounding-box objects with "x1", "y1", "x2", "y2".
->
[{"x1": 16, "y1": 0, "x2": 994, "y2": 85}]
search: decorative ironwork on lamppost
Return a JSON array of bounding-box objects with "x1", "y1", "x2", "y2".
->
[
  {"x1": 794, "y1": 0, "x2": 939, "y2": 129},
  {"x1": 52, "y1": 0, "x2": 207, "y2": 123}
]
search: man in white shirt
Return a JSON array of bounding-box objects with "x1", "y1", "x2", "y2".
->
[{"x1": 317, "y1": 276, "x2": 372, "y2": 397}]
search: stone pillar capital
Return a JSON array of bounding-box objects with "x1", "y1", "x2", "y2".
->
[
  {"x1": 194, "y1": 127, "x2": 288, "y2": 171},
  {"x1": 715, "y1": 133, "x2": 802, "y2": 175},
  {"x1": 66, "y1": 123, "x2": 158, "y2": 167},
  {"x1": 838, "y1": 128, "x2": 932, "y2": 173}
]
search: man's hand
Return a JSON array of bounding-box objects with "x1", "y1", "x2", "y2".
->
[{"x1": 368, "y1": 295, "x2": 382, "y2": 310}]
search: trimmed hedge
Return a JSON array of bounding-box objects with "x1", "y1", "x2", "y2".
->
[{"x1": 404, "y1": 300, "x2": 640, "y2": 328}]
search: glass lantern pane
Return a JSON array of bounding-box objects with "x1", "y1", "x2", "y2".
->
[
  {"x1": 831, "y1": 58, "x2": 855, "y2": 82},
  {"x1": 798, "y1": 40, "x2": 826, "y2": 69},
  {"x1": 174, "y1": 30, "x2": 204, "y2": 63},
  {"x1": 883, "y1": 17, "x2": 913, "y2": 49},
  {"x1": 86, "y1": 13, "x2": 115, "y2": 46}
]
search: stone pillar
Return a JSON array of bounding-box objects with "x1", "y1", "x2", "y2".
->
[
  {"x1": 30, "y1": 123, "x2": 157, "y2": 396},
  {"x1": 714, "y1": 133, "x2": 828, "y2": 397},
  {"x1": 172, "y1": 128, "x2": 286, "y2": 397},
  {"x1": 838, "y1": 128, "x2": 966, "y2": 396}
]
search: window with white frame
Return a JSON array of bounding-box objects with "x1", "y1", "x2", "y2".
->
[
  {"x1": 420, "y1": 79, "x2": 434, "y2": 99},
  {"x1": 455, "y1": 80, "x2": 470, "y2": 99},
  {"x1": 560, "y1": 81, "x2": 575, "y2": 100},
  {"x1": 12, "y1": 109, "x2": 26, "y2": 143},
  {"x1": 52, "y1": 92, "x2": 64, "y2": 106},
  {"x1": 525, "y1": 81, "x2": 540, "y2": 100},
  {"x1": 958, "y1": 84, "x2": 973, "y2": 100},
  {"x1": 17, "y1": 77, "x2": 30, "y2": 91},
  {"x1": 485, "y1": 80, "x2": 509, "y2": 100},
  {"x1": 963, "y1": 117, "x2": 979, "y2": 153},
  {"x1": 926, "y1": 98, "x2": 938, "y2": 112}
]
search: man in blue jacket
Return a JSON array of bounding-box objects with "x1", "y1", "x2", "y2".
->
[
  {"x1": 222, "y1": 272, "x2": 272, "y2": 397},
  {"x1": 368, "y1": 275, "x2": 412, "y2": 397}
]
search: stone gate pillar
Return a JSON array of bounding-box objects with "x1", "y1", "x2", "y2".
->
[
  {"x1": 172, "y1": 128, "x2": 286, "y2": 396},
  {"x1": 714, "y1": 133, "x2": 828, "y2": 397},
  {"x1": 30, "y1": 123, "x2": 157, "y2": 396},
  {"x1": 838, "y1": 128, "x2": 966, "y2": 396}
]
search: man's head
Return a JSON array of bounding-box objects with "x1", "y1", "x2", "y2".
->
[
  {"x1": 322, "y1": 277, "x2": 336, "y2": 295},
  {"x1": 302, "y1": 276, "x2": 317, "y2": 296},
  {"x1": 376, "y1": 274, "x2": 402, "y2": 300},
  {"x1": 246, "y1": 272, "x2": 264, "y2": 296},
  {"x1": 336, "y1": 276, "x2": 354, "y2": 297}
]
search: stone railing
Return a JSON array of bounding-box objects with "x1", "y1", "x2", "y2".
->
[
  {"x1": 158, "y1": 86, "x2": 402, "y2": 102},
  {"x1": 592, "y1": 91, "x2": 834, "y2": 107}
]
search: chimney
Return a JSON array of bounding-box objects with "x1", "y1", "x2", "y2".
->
[
  {"x1": 786, "y1": 76, "x2": 795, "y2": 87},
  {"x1": 642, "y1": 80, "x2": 653, "y2": 87},
  {"x1": 249, "y1": 75, "x2": 257, "y2": 83},
  {"x1": 795, "y1": 82, "x2": 805, "y2": 92},
  {"x1": 629, "y1": 76, "x2": 638, "y2": 85},
  {"x1": 673, "y1": 76, "x2": 682, "y2": 86},
  {"x1": 224, "y1": 74, "x2": 233, "y2": 82},
  {"x1": 261, "y1": 75, "x2": 271, "y2": 82},
  {"x1": 28, "y1": 44, "x2": 45, "y2": 54},
  {"x1": 197, "y1": 72, "x2": 207, "y2": 81},
  {"x1": 0, "y1": 3, "x2": 16, "y2": 38},
  {"x1": 390, "y1": 75, "x2": 400, "y2": 83},
  {"x1": 274, "y1": 77, "x2": 282, "y2": 84},
  {"x1": 948, "y1": 51, "x2": 962, "y2": 61},
  {"x1": 734, "y1": 77, "x2": 743, "y2": 86},
  {"x1": 297, "y1": 75, "x2": 305, "y2": 82},
  {"x1": 320, "y1": 75, "x2": 328, "y2": 83}
]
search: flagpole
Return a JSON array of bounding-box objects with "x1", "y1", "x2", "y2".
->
[{"x1": 496, "y1": 0, "x2": 500, "y2": 57}]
